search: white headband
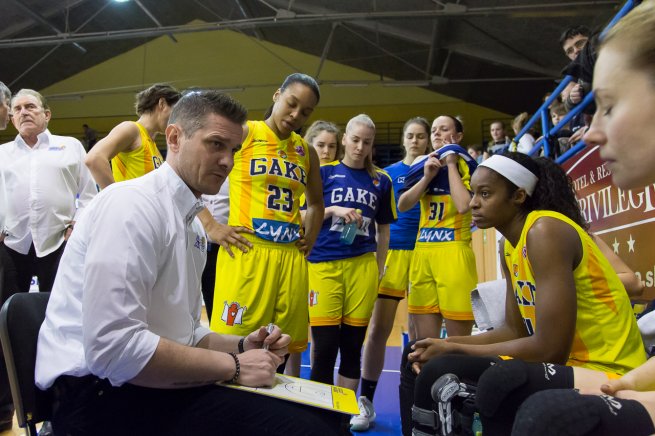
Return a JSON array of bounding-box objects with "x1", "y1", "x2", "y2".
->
[{"x1": 479, "y1": 155, "x2": 539, "y2": 196}]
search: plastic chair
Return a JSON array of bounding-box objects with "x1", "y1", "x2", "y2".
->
[{"x1": 0, "y1": 292, "x2": 52, "y2": 435}]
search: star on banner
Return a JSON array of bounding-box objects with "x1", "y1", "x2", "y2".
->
[
  {"x1": 627, "y1": 235, "x2": 636, "y2": 252},
  {"x1": 612, "y1": 238, "x2": 620, "y2": 254}
]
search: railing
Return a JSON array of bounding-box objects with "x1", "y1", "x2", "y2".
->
[{"x1": 512, "y1": 0, "x2": 637, "y2": 165}]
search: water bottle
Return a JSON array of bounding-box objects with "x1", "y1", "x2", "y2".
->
[
  {"x1": 472, "y1": 412, "x2": 482, "y2": 436},
  {"x1": 339, "y1": 209, "x2": 361, "y2": 245}
]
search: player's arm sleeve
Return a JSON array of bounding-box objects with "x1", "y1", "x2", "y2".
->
[
  {"x1": 398, "y1": 156, "x2": 428, "y2": 194},
  {"x1": 458, "y1": 158, "x2": 473, "y2": 191},
  {"x1": 375, "y1": 172, "x2": 397, "y2": 225}
]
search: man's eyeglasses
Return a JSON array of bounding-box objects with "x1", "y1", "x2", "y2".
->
[{"x1": 565, "y1": 38, "x2": 588, "y2": 57}]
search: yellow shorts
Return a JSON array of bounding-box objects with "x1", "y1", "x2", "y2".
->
[
  {"x1": 408, "y1": 242, "x2": 477, "y2": 320},
  {"x1": 378, "y1": 249, "x2": 414, "y2": 299},
  {"x1": 211, "y1": 235, "x2": 308, "y2": 353},
  {"x1": 308, "y1": 252, "x2": 378, "y2": 327}
]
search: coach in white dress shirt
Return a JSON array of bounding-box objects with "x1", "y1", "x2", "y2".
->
[
  {"x1": 35, "y1": 90, "x2": 345, "y2": 436},
  {"x1": 0, "y1": 89, "x2": 96, "y2": 295}
]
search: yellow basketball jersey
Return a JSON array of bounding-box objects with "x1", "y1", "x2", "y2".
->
[
  {"x1": 505, "y1": 210, "x2": 645, "y2": 374},
  {"x1": 111, "y1": 122, "x2": 164, "y2": 182},
  {"x1": 416, "y1": 159, "x2": 473, "y2": 245},
  {"x1": 228, "y1": 120, "x2": 310, "y2": 243}
]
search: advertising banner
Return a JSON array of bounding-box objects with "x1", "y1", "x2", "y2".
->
[{"x1": 562, "y1": 145, "x2": 655, "y2": 300}]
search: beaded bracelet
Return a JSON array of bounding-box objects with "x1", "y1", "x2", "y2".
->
[
  {"x1": 228, "y1": 352, "x2": 240, "y2": 384},
  {"x1": 238, "y1": 337, "x2": 246, "y2": 354}
]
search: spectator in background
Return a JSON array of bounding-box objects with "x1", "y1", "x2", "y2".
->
[
  {"x1": 511, "y1": 112, "x2": 536, "y2": 154},
  {"x1": 550, "y1": 99, "x2": 568, "y2": 127},
  {"x1": 559, "y1": 25, "x2": 594, "y2": 143},
  {"x1": 560, "y1": 25, "x2": 591, "y2": 62},
  {"x1": 550, "y1": 100, "x2": 574, "y2": 156},
  {"x1": 487, "y1": 121, "x2": 510, "y2": 155},
  {"x1": 0, "y1": 89, "x2": 96, "y2": 296},
  {"x1": 82, "y1": 123, "x2": 98, "y2": 151},
  {"x1": 467, "y1": 144, "x2": 484, "y2": 163}
]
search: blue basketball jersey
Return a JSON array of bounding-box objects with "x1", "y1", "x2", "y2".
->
[
  {"x1": 384, "y1": 161, "x2": 421, "y2": 250},
  {"x1": 402, "y1": 144, "x2": 478, "y2": 197},
  {"x1": 308, "y1": 162, "x2": 397, "y2": 263}
]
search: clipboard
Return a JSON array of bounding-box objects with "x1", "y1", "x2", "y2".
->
[{"x1": 220, "y1": 374, "x2": 360, "y2": 415}]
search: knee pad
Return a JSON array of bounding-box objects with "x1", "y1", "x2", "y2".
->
[
  {"x1": 411, "y1": 405, "x2": 439, "y2": 434},
  {"x1": 477, "y1": 359, "x2": 572, "y2": 418},
  {"x1": 431, "y1": 373, "x2": 476, "y2": 403},
  {"x1": 513, "y1": 389, "x2": 602, "y2": 436},
  {"x1": 337, "y1": 360, "x2": 361, "y2": 380},
  {"x1": 514, "y1": 389, "x2": 655, "y2": 436},
  {"x1": 476, "y1": 359, "x2": 529, "y2": 417},
  {"x1": 412, "y1": 373, "x2": 477, "y2": 436}
]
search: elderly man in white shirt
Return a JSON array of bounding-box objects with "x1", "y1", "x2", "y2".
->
[
  {"x1": 0, "y1": 89, "x2": 96, "y2": 295},
  {"x1": 35, "y1": 90, "x2": 345, "y2": 436}
]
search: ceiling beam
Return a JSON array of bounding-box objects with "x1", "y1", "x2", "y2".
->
[
  {"x1": 133, "y1": 0, "x2": 178, "y2": 43},
  {"x1": 425, "y1": 19, "x2": 440, "y2": 79},
  {"x1": 8, "y1": 1, "x2": 114, "y2": 87},
  {"x1": 0, "y1": 0, "x2": 86, "y2": 39},
  {"x1": 269, "y1": 0, "x2": 558, "y2": 76},
  {"x1": 442, "y1": 42, "x2": 558, "y2": 77},
  {"x1": 315, "y1": 22, "x2": 339, "y2": 79},
  {"x1": 234, "y1": 0, "x2": 265, "y2": 40},
  {"x1": 340, "y1": 23, "x2": 428, "y2": 76},
  {"x1": 266, "y1": 0, "x2": 432, "y2": 45},
  {"x1": 0, "y1": 1, "x2": 619, "y2": 50},
  {"x1": 7, "y1": 0, "x2": 87, "y2": 53}
]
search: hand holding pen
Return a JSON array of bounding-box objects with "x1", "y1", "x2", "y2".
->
[
  {"x1": 244, "y1": 323, "x2": 291, "y2": 358},
  {"x1": 262, "y1": 323, "x2": 275, "y2": 351}
]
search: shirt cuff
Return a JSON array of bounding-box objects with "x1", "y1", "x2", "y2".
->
[{"x1": 102, "y1": 331, "x2": 160, "y2": 387}]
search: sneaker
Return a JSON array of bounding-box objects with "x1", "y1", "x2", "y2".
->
[{"x1": 350, "y1": 396, "x2": 376, "y2": 432}]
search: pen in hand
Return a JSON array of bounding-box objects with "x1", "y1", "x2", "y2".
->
[{"x1": 262, "y1": 323, "x2": 275, "y2": 351}]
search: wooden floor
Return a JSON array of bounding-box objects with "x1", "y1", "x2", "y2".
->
[
  {"x1": 1, "y1": 416, "x2": 30, "y2": 436},
  {"x1": 0, "y1": 298, "x2": 410, "y2": 435}
]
